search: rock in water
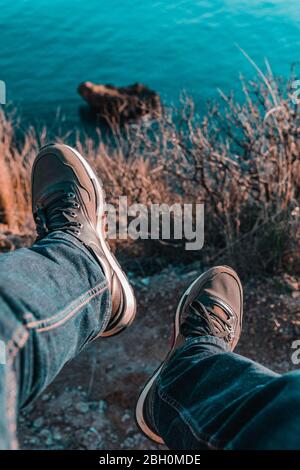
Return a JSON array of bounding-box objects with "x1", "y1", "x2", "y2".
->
[{"x1": 78, "y1": 81, "x2": 161, "y2": 123}]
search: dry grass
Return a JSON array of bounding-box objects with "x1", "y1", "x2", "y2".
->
[
  {"x1": 0, "y1": 66, "x2": 299, "y2": 275},
  {"x1": 0, "y1": 110, "x2": 33, "y2": 229}
]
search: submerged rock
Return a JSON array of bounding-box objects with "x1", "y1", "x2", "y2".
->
[{"x1": 78, "y1": 81, "x2": 161, "y2": 123}]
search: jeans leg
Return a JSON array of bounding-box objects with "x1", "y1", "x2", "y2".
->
[
  {"x1": 0, "y1": 231, "x2": 111, "y2": 449},
  {"x1": 151, "y1": 336, "x2": 300, "y2": 449}
]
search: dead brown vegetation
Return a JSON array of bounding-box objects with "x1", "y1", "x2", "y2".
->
[{"x1": 0, "y1": 68, "x2": 299, "y2": 276}]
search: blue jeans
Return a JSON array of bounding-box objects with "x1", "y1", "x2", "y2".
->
[
  {"x1": 151, "y1": 337, "x2": 300, "y2": 449},
  {"x1": 0, "y1": 232, "x2": 299, "y2": 449},
  {"x1": 0, "y1": 232, "x2": 111, "y2": 449}
]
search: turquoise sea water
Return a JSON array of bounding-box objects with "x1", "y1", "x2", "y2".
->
[{"x1": 1, "y1": 0, "x2": 300, "y2": 126}]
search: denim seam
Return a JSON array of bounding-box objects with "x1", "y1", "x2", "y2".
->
[
  {"x1": 36, "y1": 286, "x2": 107, "y2": 333},
  {"x1": 98, "y1": 289, "x2": 113, "y2": 335},
  {"x1": 149, "y1": 366, "x2": 164, "y2": 434},
  {"x1": 24, "y1": 281, "x2": 108, "y2": 331},
  {"x1": 157, "y1": 386, "x2": 225, "y2": 450},
  {"x1": 5, "y1": 325, "x2": 29, "y2": 450},
  {"x1": 149, "y1": 337, "x2": 228, "y2": 447},
  {"x1": 35, "y1": 233, "x2": 101, "y2": 270},
  {"x1": 178, "y1": 335, "x2": 230, "y2": 352},
  {"x1": 161, "y1": 337, "x2": 229, "y2": 373},
  {"x1": 4, "y1": 279, "x2": 109, "y2": 449},
  {"x1": 152, "y1": 335, "x2": 229, "y2": 448}
]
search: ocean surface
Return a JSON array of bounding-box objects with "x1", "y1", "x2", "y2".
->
[{"x1": 1, "y1": 0, "x2": 300, "y2": 127}]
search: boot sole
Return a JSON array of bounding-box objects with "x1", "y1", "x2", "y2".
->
[
  {"x1": 64, "y1": 146, "x2": 136, "y2": 337},
  {"x1": 135, "y1": 265, "x2": 243, "y2": 445}
]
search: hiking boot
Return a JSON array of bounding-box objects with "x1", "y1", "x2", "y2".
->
[
  {"x1": 136, "y1": 265, "x2": 243, "y2": 444},
  {"x1": 31, "y1": 143, "x2": 136, "y2": 337}
]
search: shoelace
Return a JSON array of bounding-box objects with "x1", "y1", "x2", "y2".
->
[
  {"x1": 183, "y1": 299, "x2": 234, "y2": 342},
  {"x1": 34, "y1": 191, "x2": 83, "y2": 238}
]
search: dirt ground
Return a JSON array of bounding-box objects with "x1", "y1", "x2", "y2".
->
[{"x1": 14, "y1": 257, "x2": 300, "y2": 450}]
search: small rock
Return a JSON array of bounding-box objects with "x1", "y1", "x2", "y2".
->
[
  {"x1": 141, "y1": 277, "x2": 150, "y2": 286},
  {"x1": 74, "y1": 402, "x2": 89, "y2": 413},
  {"x1": 46, "y1": 436, "x2": 53, "y2": 447},
  {"x1": 40, "y1": 429, "x2": 51, "y2": 438},
  {"x1": 53, "y1": 431, "x2": 62, "y2": 441},
  {"x1": 33, "y1": 417, "x2": 44, "y2": 429},
  {"x1": 29, "y1": 437, "x2": 39, "y2": 445},
  {"x1": 121, "y1": 412, "x2": 130, "y2": 423}
]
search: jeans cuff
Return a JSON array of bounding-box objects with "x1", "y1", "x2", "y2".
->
[
  {"x1": 176, "y1": 335, "x2": 230, "y2": 355},
  {"x1": 149, "y1": 335, "x2": 230, "y2": 434},
  {"x1": 35, "y1": 231, "x2": 104, "y2": 272}
]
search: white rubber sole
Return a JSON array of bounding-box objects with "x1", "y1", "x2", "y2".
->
[
  {"x1": 135, "y1": 265, "x2": 242, "y2": 445},
  {"x1": 64, "y1": 145, "x2": 137, "y2": 337}
]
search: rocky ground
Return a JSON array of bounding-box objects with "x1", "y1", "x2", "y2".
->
[
  {"x1": 1, "y1": 228, "x2": 300, "y2": 449},
  {"x1": 14, "y1": 255, "x2": 300, "y2": 450}
]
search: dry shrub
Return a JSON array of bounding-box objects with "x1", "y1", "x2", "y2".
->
[
  {"x1": 102, "y1": 68, "x2": 300, "y2": 275},
  {"x1": 0, "y1": 109, "x2": 42, "y2": 231},
  {"x1": 0, "y1": 65, "x2": 299, "y2": 276},
  {"x1": 74, "y1": 137, "x2": 175, "y2": 208}
]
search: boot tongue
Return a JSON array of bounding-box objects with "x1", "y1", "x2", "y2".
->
[
  {"x1": 45, "y1": 191, "x2": 81, "y2": 234},
  {"x1": 180, "y1": 301, "x2": 212, "y2": 338},
  {"x1": 37, "y1": 190, "x2": 73, "y2": 233}
]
